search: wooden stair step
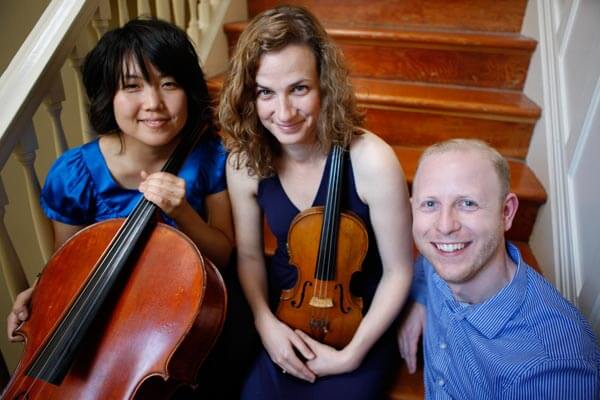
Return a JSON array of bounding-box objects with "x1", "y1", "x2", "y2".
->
[
  {"x1": 248, "y1": 0, "x2": 527, "y2": 33},
  {"x1": 353, "y1": 78, "x2": 540, "y2": 159},
  {"x1": 223, "y1": 21, "x2": 536, "y2": 89},
  {"x1": 393, "y1": 146, "x2": 546, "y2": 242},
  {"x1": 207, "y1": 75, "x2": 540, "y2": 160},
  {"x1": 261, "y1": 146, "x2": 546, "y2": 254},
  {"x1": 386, "y1": 239, "x2": 542, "y2": 400},
  {"x1": 388, "y1": 362, "x2": 424, "y2": 400}
]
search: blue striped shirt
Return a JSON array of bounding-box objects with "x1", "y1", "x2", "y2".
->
[{"x1": 412, "y1": 242, "x2": 600, "y2": 399}]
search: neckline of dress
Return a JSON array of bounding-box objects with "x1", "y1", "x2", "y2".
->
[{"x1": 274, "y1": 149, "x2": 333, "y2": 213}]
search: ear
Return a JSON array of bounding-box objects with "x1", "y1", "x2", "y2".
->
[{"x1": 502, "y1": 193, "x2": 519, "y2": 232}]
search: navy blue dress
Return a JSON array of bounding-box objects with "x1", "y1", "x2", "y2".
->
[{"x1": 241, "y1": 150, "x2": 398, "y2": 400}]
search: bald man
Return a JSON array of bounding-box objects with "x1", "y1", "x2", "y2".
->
[{"x1": 398, "y1": 139, "x2": 599, "y2": 399}]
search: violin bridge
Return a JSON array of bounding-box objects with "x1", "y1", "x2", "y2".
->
[{"x1": 309, "y1": 296, "x2": 333, "y2": 308}]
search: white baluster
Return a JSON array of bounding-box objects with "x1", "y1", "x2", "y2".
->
[
  {"x1": 187, "y1": 0, "x2": 201, "y2": 47},
  {"x1": 69, "y1": 39, "x2": 96, "y2": 143},
  {"x1": 0, "y1": 178, "x2": 30, "y2": 301},
  {"x1": 156, "y1": 0, "x2": 172, "y2": 22},
  {"x1": 117, "y1": 0, "x2": 130, "y2": 26},
  {"x1": 91, "y1": 0, "x2": 112, "y2": 40},
  {"x1": 210, "y1": 0, "x2": 219, "y2": 9},
  {"x1": 43, "y1": 78, "x2": 69, "y2": 157},
  {"x1": 14, "y1": 122, "x2": 54, "y2": 263},
  {"x1": 172, "y1": 0, "x2": 186, "y2": 29},
  {"x1": 137, "y1": 0, "x2": 152, "y2": 17},
  {"x1": 198, "y1": 0, "x2": 211, "y2": 31}
]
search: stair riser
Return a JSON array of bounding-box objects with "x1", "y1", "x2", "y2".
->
[
  {"x1": 342, "y1": 42, "x2": 532, "y2": 89},
  {"x1": 224, "y1": 30, "x2": 533, "y2": 89},
  {"x1": 403, "y1": 182, "x2": 537, "y2": 242},
  {"x1": 362, "y1": 105, "x2": 534, "y2": 159},
  {"x1": 248, "y1": 0, "x2": 527, "y2": 32}
]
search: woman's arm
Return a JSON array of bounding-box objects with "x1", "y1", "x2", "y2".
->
[
  {"x1": 139, "y1": 171, "x2": 234, "y2": 269},
  {"x1": 227, "y1": 158, "x2": 316, "y2": 382},
  {"x1": 52, "y1": 220, "x2": 85, "y2": 250},
  {"x1": 302, "y1": 132, "x2": 414, "y2": 376},
  {"x1": 7, "y1": 219, "x2": 83, "y2": 340}
]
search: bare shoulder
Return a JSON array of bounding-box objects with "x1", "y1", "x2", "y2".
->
[{"x1": 349, "y1": 131, "x2": 403, "y2": 177}]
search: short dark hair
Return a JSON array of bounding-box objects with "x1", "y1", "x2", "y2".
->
[{"x1": 82, "y1": 17, "x2": 215, "y2": 139}]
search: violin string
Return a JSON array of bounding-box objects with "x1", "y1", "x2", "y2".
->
[
  {"x1": 323, "y1": 145, "x2": 343, "y2": 328},
  {"x1": 319, "y1": 146, "x2": 337, "y2": 301},
  {"x1": 313, "y1": 146, "x2": 335, "y2": 326},
  {"x1": 329, "y1": 145, "x2": 343, "y2": 326}
]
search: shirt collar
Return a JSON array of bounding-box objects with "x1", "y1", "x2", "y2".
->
[{"x1": 431, "y1": 242, "x2": 529, "y2": 338}]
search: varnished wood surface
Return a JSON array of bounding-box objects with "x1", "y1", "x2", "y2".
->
[
  {"x1": 261, "y1": 145, "x2": 546, "y2": 254},
  {"x1": 235, "y1": 2, "x2": 542, "y2": 399},
  {"x1": 352, "y1": 78, "x2": 540, "y2": 119},
  {"x1": 209, "y1": 75, "x2": 539, "y2": 159},
  {"x1": 248, "y1": 0, "x2": 528, "y2": 33},
  {"x1": 224, "y1": 21, "x2": 536, "y2": 89}
]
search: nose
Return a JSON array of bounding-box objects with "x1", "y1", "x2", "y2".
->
[
  {"x1": 435, "y1": 206, "x2": 460, "y2": 235},
  {"x1": 143, "y1": 86, "x2": 163, "y2": 110},
  {"x1": 276, "y1": 95, "x2": 295, "y2": 122}
]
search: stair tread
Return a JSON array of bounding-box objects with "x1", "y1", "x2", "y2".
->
[
  {"x1": 387, "y1": 239, "x2": 539, "y2": 399},
  {"x1": 248, "y1": 0, "x2": 527, "y2": 33},
  {"x1": 392, "y1": 146, "x2": 546, "y2": 204},
  {"x1": 352, "y1": 78, "x2": 541, "y2": 120},
  {"x1": 225, "y1": 20, "x2": 536, "y2": 50},
  {"x1": 262, "y1": 146, "x2": 546, "y2": 259},
  {"x1": 208, "y1": 74, "x2": 540, "y2": 121}
]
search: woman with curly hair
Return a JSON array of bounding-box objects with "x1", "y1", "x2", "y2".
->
[{"x1": 220, "y1": 6, "x2": 413, "y2": 399}]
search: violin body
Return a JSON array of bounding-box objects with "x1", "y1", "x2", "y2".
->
[
  {"x1": 277, "y1": 207, "x2": 368, "y2": 349},
  {"x1": 2, "y1": 219, "x2": 226, "y2": 400}
]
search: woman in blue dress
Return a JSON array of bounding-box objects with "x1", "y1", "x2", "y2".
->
[
  {"x1": 220, "y1": 6, "x2": 414, "y2": 399},
  {"x1": 6, "y1": 17, "x2": 233, "y2": 345}
]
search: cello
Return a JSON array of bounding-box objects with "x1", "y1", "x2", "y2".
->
[
  {"x1": 276, "y1": 145, "x2": 368, "y2": 349},
  {"x1": 2, "y1": 129, "x2": 226, "y2": 399}
]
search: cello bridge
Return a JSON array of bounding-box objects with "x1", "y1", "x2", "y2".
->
[{"x1": 309, "y1": 296, "x2": 333, "y2": 308}]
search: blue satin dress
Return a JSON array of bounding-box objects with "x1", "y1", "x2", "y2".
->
[
  {"x1": 241, "y1": 151, "x2": 399, "y2": 400},
  {"x1": 40, "y1": 134, "x2": 227, "y2": 226}
]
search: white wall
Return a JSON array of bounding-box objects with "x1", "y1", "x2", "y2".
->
[{"x1": 523, "y1": 0, "x2": 600, "y2": 336}]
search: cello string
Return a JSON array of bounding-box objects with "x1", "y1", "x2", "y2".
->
[
  {"x1": 20, "y1": 128, "x2": 202, "y2": 387},
  {"x1": 47, "y1": 125, "x2": 203, "y2": 352},
  {"x1": 28, "y1": 197, "x2": 155, "y2": 381}
]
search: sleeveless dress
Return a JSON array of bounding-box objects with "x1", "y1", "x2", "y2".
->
[
  {"x1": 241, "y1": 150, "x2": 398, "y2": 400},
  {"x1": 40, "y1": 134, "x2": 227, "y2": 226}
]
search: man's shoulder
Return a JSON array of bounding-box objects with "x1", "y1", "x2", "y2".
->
[{"x1": 520, "y1": 267, "x2": 598, "y2": 360}]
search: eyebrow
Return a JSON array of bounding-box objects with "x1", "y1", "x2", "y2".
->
[{"x1": 255, "y1": 78, "x2": 309, "y2": 89}]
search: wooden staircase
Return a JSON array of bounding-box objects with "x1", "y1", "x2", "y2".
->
[{"x1": 208, "y1": 1, "x2": 546, "y2": 398}]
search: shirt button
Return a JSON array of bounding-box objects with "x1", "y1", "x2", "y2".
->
[
  {"x1": 439, "y1": 342, "x2": 447, "y2": 349},
  {"x1": 437, "y1": 378, "x2": 445, "y2": 386}
]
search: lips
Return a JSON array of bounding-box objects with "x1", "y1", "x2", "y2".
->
[
  {"x1": 140, "y1": 118, "x2": 169, "y2": 128},
  {"x1": 275, "y1": 121, "x2": 303, "y2": 133}
]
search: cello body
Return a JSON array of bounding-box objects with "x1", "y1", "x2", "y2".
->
[{"x1": 2, "y1": 219, "x2": 226, "y2": 399}]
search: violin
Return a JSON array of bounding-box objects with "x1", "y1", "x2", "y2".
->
[
  {"x1": 276, "y1": 145, "x2": 368, "y2": 349},
  {"x1": 2, "y1": 131, "x2": 226, "y2": 399}
]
